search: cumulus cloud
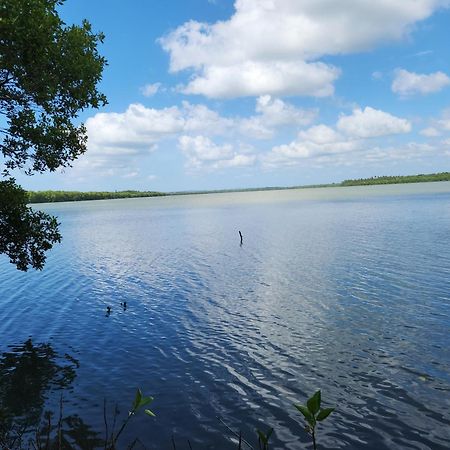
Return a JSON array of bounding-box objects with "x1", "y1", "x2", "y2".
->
[
  {"x1": 255, "y1": 95, "x2": 317, "y2": 127},
  {"x1": 264, "y1": 127, "x2": 358, "y2": 167},
  {"x1": 84, "y1": 97, "x2": 314, "y2": 162},
  {"x1": 84, "y1": 102, "x2": 238, "y2": 162},
  {"x1": 86, "y1": 103, "x2": 185, "y2": 155},
  {"x1": 181, "y1": 60, "x2": 340, "y2": 98},
  {"x1": 337, "y1": 107, "x2": 412, "y2": 138},
  {"x1": 263, "y1": 135, "x2": 443, "y2": 170},
  {"x1": 160, "y1": 0, "x2": 448, "y2": 98},
  {"x1": 392, "y1": 69, "x2": 450, "y2": 96},
  {"x1": 263, "y1": 106, "x2": 415, "y2": 168},
  {"x1": 178, "y1": 135, "x2": 256, "y2": 170},
  {"x1": 76, "y1": 100, "x2": 294, "y2": 177},
  {"x1": 239, "y1": 95, "x2": 317, "y2": 139},
  {"x1": 182, "y1": 102, "x2": 234, "y2": 135},
  {"x1": 298, "y1": 124, "x2": 342, "y2": 145}
]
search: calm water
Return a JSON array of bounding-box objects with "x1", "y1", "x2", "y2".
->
[{"x1": 1, "y1": 183, "x2": 450, "y2": 449}]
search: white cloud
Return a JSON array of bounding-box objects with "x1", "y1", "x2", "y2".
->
[
  {"x1": 214, "y1": 154, "x2": 257, "y2": 170},
  {"x1": 73, "y1": 103, "x2": 229, "y2": 178},
  {"x1": 438, "y1": 118, "x2": 450, "y2": 131},
  {"x1": 372, "y1": 71, "x2": 383, "y2": 80},
  {"x1": 239, "y1": 95, "x2": 317, "y2": 139},
  {"x1": 182, "y1": 102, "x2": 234, "y2": 135},
  {"x1": 70, "y1": 97, "x2": 319, "y2": 178},
  {"x1": 178, "y1": 135, "x2": 255, "y2": 170},
  {"x1": 84, "y1": 102, "x2": 238, "y2": 160},
  {"x1": 160, "y1": 0, "x2": 448, "y2": 98},
  {"x1": 255, "y1": 95, "x2": 317, "y2": 127},
  {"x1": 337, "y1": 107, "x2": 412, "y2": 138},
  {"x1": 141, "y1": 83, "x2": 162, "y2": 97},
  {"x1": 264, "y1": 128, "x2": 358, "y2": 166},
  {"x1": 86, "y1": 103, "x2": 184, "y2": 155},
  {"x1": 181, "y1": 60, "x2": 340, "y2": 98},
  {"x1": 123, "y1": 171, "x2": 139, "y2": 178},
  {"x1": 238, "y1": 117, "x2": 274, "y2": 140},
  {"x1": 263, "y1": 133, "x2": 443, "y2": 169},
  {"x1": 262, "y1": 106, "x2": 421, "y2": 169},
  {"x1": 420, "y1": 126, "x2": 441, "y2": 137},
  {"x1": 298, "y1": 124, "x2": 342, "y2": 145},
  {"x1": 419, "y1": 109, "x2": 450, "y2": 135},
  {"x1": 392, "y1": 69, "x2": 450, "y2": 96},
  {"x1": 412, "y1": 50, "x2": 433, "y2": 57}
]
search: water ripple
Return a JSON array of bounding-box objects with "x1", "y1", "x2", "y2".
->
[{"x1": 1, "y1": 185, "x2": 450, "y2": 448}]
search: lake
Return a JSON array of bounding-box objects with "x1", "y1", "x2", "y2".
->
[{"x1": 1, "y1": 183, "x2": 450, "y2": 449}]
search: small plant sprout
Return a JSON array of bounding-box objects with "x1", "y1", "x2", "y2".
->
[
  {"x1": 256, "y1": 426, "x2": 273, "y2": 450},
  {"x1": 111, "y1": 389, "x2": 155, "y2": 448},
  {"x1": 294, "y1": 390, "x2": 334, "y2": 450},
  {"x1": 132, "y1": 388, "x2": 156, "y2": 417}
]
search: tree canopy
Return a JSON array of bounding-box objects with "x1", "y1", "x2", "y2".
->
[{"x1": 0, "y1": 0, "x2": 107, "y2": 270}]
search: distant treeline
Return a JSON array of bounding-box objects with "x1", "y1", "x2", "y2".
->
[
  {"x1": 341, "y1": 172, "x2": 450, "y2": 186},
  {"x1": 27, "y1": 172, "x2": 450, "y2": 203},
  {"x1": 27, "y1": 190, "x2": 165, "y2": 203}
]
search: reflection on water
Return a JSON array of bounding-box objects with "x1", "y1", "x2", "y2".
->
[
  {"x1": 1, "y1": 183, "x2": 450, "y2": 449},
  {"x1": 0, "y1": 339, "x2": 78, "y2": 427},
  {"x1": 42, "y1": 414, "x2": 104, "y2": 450},
  {"x1": 0, "y1": 340, "x2": 104, "y2": 449}
]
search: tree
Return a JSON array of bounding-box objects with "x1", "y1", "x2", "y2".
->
[{"x1": 0, "y1": 0, "x2": 107, "y2": 270}]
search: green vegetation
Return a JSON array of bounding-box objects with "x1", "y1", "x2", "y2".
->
[
  {"x1": 1, "y1": 387, "x2": 334, "y2": 449},
  {"x1": 25, "y1": 171, "x2": 450, "y2": 206},
  {"x1": 341, "y1": 171, "x2": 450, "y2": 186},
  {"x1": 1, "y1": 0, "x2": 107, "y2": 271},
  {"x1": 0, "y1": 181, "x2": 61, "y2": 271},
  {"x1": 27, "y1": 190, "x2": 165, "y2": 203},
  {"x1": 294, "y1": 390, "x2": 334, "y2": 450}
]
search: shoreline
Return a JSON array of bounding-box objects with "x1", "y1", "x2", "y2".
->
[{"x1": 27, "y1": 171, "x2": 450, "y2": 203}]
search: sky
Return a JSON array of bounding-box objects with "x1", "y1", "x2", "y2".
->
[{"x1": 13, "y1": 0, "x2": 450, "y2": 192}]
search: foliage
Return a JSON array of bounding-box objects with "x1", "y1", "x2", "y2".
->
[
  {"x1": 0, "y1": 0, "x2": 107, "y2": 270},
  {"x1": 27, "y1": 190, "x2": 165, "y2": 203},
  {"x1": 106, "y1": 388, "x2": 155, "y2": 450},
  {"x1": 1, "y1": 0, "x2": 107, "y2": 175},
  {"x1": 0, "y1": 179, "x2": 61, "y2": 270},
  {"x1": 341, "y1": 171, "x2": 450, "y2": 186},
  {"x1": 1, "y1": 387, "x2": 155, "y2": 450},
  {"x1": 1, "y1": 386, "x2": 336, "y2": 449},
  {"x1": 294, "y1": 390, "x2": 334, "y2": 450}
]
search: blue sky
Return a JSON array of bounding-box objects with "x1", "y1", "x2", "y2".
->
[{"x1": 14, "y1": 0, "x2": 450, "y2": 192}]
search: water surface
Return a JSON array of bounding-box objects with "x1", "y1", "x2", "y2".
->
[{"x1": 1, "y1": 183, "x2": 450, "y2": 449}]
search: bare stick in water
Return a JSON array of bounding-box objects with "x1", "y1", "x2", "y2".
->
[{"x1": 239, "y1": 230, "x2": 243, "y2": 245}]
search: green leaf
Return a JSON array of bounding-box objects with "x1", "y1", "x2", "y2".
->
[
  {"x1": 138, "y1": 396, "x2": 154, "y2": 409},
  {"x1": 294, "y1": 404, "x2": 315, "y2": 426},
  {"x1": 144, "y1": 409, "x2": 156, "y2": 417},
  {"x1": 132, "y1": 388, "x2": 142, "y2": 411},
  {"x1": 307, "y1": 390, "x2": 321, "y2": 415},
  {"x1": 317, "y1": 407, "x2": 334, "y2": 422}
]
